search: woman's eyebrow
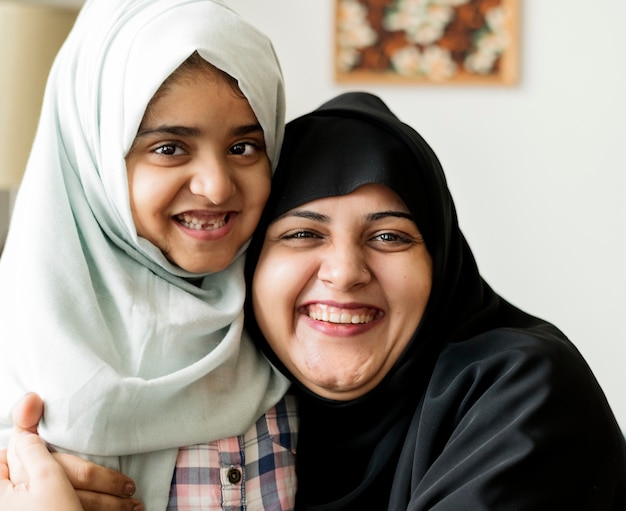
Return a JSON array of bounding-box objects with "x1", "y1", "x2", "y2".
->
[
  {"x1": 286, "y1": 210, "x2": 329, "y2": 223},
  {"x1": 368, "y1": 211, "x2": 414, "y2": 222},
  {"x1": 277, "y1": 209, "x2": 413, "y2": 223}
]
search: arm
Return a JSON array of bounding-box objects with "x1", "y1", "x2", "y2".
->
[
  {"x1": 5, "y1": 393, "x2": 143, "y2": 511},
  {"x1": 397, "y1": 331, "x2": 626, "y2": 510}
]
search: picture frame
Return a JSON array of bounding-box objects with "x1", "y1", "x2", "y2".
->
[{"x1": 335, "y1": 0, "x2": 520, "y2": 85}]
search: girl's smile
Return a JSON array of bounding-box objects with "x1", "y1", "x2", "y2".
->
[{"x1": 174, "y1": 210, "x2": 237, "y2": 240}]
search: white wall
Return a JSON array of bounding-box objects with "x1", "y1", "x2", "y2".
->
[
  {"x1": 226, "y1": 0, "x2": 626, "y2": 429},
  {"x1": 11, "y1": 0, "x2": 626, "y2": 429}
]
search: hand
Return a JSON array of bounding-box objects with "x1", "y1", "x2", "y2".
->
[
  {"x1": 0, "y1": 431, "x2": 84, "y2": 511},
  {"x1": 9, "y1": 393, "x2": 144, "y2": 511},
  {"x1": 6, "y1": 391, "x2": 44, "y2": 484},
  {"x1": 52, "y1": 453, "x2": 143, "y2": 511}
]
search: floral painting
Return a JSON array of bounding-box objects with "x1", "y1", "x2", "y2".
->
[{"x1": 335, "y1": 0, "x2": 519, "y2": 85}]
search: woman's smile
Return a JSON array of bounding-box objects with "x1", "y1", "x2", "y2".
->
[
  {"x1": 302, "y1": 303, "x2": 383, "y2": 325},
  {"x1": 253, "y1": 184, "x2": 432, "y2": 400},
  {"x1": 298, "y1": 302, "x2": 384, "y2": 338}
]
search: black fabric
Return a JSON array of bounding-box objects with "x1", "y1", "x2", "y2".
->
[{"x1": 244, "y1": 92, "x2": 626, "y2": 510}]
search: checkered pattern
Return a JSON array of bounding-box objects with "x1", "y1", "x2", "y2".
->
[{"x1": 168, "y1": 394, "x2": 298, "y2": 511}]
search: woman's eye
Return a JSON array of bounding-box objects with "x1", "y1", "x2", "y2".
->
[
  {"x1": 371, "y1": 232, "x2": 413, "y2": 244},
  {"x1": 154, "y1": 143, "x2": 185, "y2": 156},
  {"x1": 284, "y1": 230, "x2": 320, "y2": 240},
  {"x1": 230, "y1": 142, "x2": 258, "y2": 156}
]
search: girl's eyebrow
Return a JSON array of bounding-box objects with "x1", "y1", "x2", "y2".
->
[
  {"x1": 233, "y1": 123, "x2": 264, "y2": 136},
  {"x1": 135, "y1": 123, "x2": 263, "y2": 139},
  {"x1": 135, "y1": 125, "x2": 201, "y2": 138}
]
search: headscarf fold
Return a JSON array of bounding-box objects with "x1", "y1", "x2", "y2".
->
[
  {"x1": 0, "y1": 1, "x2": 288, "y2": 509},
  {"x1": 245, "y1": 92, "x2": 626, "y2": 510}
]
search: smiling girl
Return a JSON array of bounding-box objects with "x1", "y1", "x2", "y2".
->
[{"x1": 0, "y1": 1, "x2": 295, "y2": 510}]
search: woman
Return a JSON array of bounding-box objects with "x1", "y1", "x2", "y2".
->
[
  {"x1": 243, "y1": 91, "x2": 626, "y2": 510},
  {"x1": 4, "y1": 92, "x2": 625, "y2": 510}
]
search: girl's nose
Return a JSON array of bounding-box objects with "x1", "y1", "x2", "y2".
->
[
  {"x1": 317, "y1": 243, "x2": 371, "y2": 291},
  {"x1": 188, "y1": 156, "x2": 236, "y2": 204}
]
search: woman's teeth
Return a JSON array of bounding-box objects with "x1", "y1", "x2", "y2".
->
[
  {"x1": 307, "y1": 304, "x2": 379, "y2": 324},
  {"x1": 177, "y1": 213, "x2": 228, "y2": 231}
]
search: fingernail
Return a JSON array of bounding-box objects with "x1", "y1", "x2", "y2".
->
[
  {"x1": 133, "y1": 504, "x2": 144, "y2": 511},
  {"x1": 124, "y1": 482, "x2": 136, "y2": 496}
]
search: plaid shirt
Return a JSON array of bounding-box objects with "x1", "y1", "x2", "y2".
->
[{"x1": 168, "y1": 394, "x2": 298, "y2": 511}]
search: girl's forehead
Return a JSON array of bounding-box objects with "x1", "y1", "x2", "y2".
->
[
  {"x1": 150, "y1": 54, "x2": 240, "y2": 106},
  {"x1": 141, "y1": 68, "x2": 250, "y2": 128}
]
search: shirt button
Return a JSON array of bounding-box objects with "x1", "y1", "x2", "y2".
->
[{"x1": 227, "y1": 467, "x2": 242, "y2": 484}]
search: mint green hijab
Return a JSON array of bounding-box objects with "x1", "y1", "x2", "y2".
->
[{"x1": 0, "y1": 0, "x2": 288, "y2": 508}]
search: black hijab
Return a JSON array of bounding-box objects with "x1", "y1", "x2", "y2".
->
[{"x1": 244, "y1": 92, "x2": 626, "y2": 510}]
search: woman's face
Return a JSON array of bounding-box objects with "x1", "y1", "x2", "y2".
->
[
  {"x1": 125, "y1": 66, "x2": 270, "y2": 274},
  {"x1": 252, "y1": 184, "x2": 433, "y2": 400}
]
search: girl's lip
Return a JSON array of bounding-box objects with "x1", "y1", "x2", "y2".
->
[{"x1": 174, "y1": 211, "x2": 238, "y2": 241}]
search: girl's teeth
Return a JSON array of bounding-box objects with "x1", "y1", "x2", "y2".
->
[{"x1": 178, "y1": 213, "x2": 227, "y2": 230}]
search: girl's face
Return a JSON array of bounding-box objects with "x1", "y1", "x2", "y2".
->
[
  {"x1": 252, "y1": 184, "x2": 433, "y2": 400},
  {"x1": 125, "y1": 67, "x2": 271, "y2": 274}
]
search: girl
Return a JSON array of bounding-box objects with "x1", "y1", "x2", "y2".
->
[{"x1": 0, "y1": 1, "x2": 296, "y2": 509}]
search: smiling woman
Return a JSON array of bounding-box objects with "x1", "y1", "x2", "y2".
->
[
  {"x1": 253, "y1": 183, "x2": 432, "y2": 401},
  {"x1": 244, "y1": 91, "x2": 626, "y2": 510}
]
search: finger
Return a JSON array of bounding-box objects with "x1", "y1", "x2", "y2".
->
[
  {"x1": 11, "y1": 393, "x2": 44, "y2": 434},
  {"x1": 77, "y1": 489, "x2": 144, "y2": 511},
  {"x1": 13, "y1": 432, "x2": 64, "y2": 480},
  {"x1": 12, "y1": 432, "x2": 84, "y2": 510},
  {"x1": 0, "y1": 448, "x2": 8, "y2": 480},
  {"x1": 53, "y1": 452, "x2": 137, "y2": 498}
]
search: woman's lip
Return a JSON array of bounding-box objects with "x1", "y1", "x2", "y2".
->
[
  {"x1": 298, "y1": 301, "x2": 384, "y2": 337},
  {"x1": 300, "y1": 300, "x2": 381, "y2": 310},
  {"x1": 299, "y1": 311, "x2": 382, "y2": 337}
]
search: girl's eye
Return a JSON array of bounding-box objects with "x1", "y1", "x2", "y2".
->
[
  {"x1": 230, "y1": 142, "x2": 258, "y2": 157},
  {"x1": 154, "y1": 143, "x2": 185, "y2": 156}
]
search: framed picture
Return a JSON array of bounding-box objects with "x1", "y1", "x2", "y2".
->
[{"x1": 335, "y1": 0, "x2": 520, "y2": 85}]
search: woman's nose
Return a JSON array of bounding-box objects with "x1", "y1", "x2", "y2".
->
[
  {"x1": 188, "y1": 156, "x2": 236, "y2": 204},
  {"x1": 317, "y1": 243, "x2": 371, "y2": 291}
]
